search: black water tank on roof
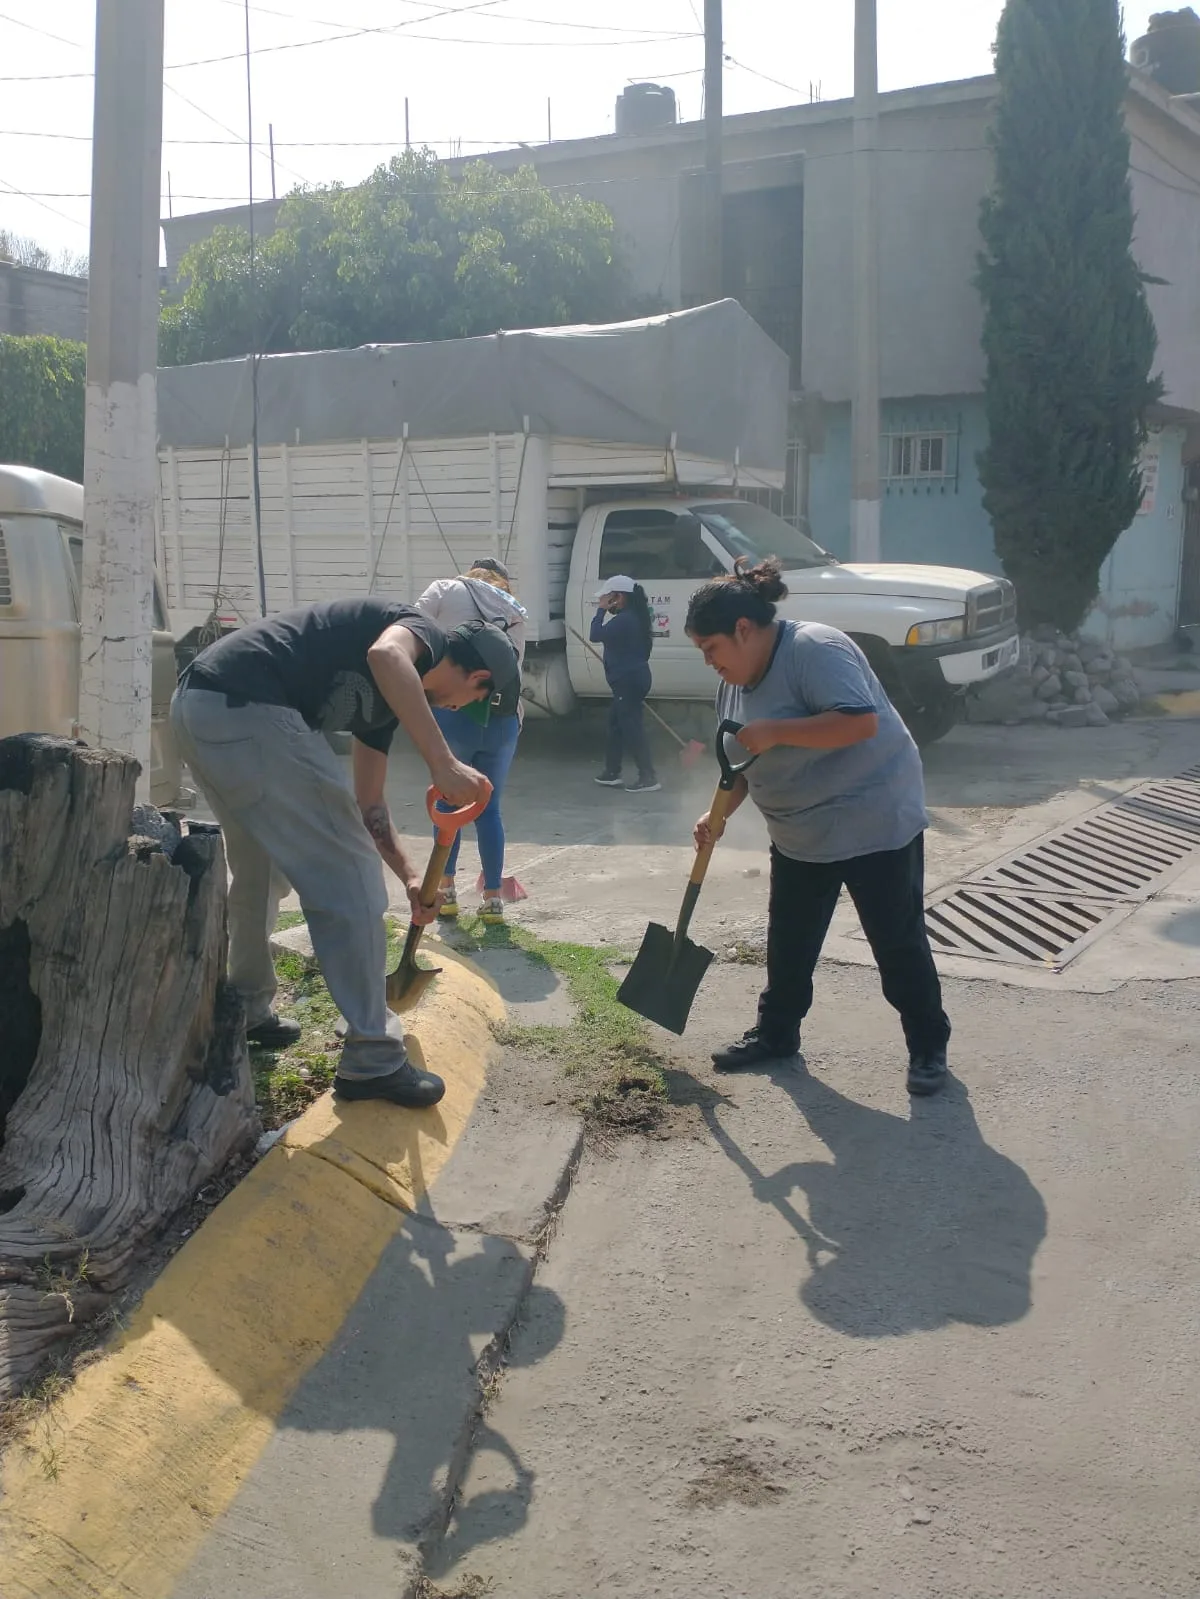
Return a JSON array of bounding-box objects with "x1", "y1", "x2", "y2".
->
[
  {"x1": 615, "y1": 82, "x2": 678, "y2": 136},
  {"x1": 1131, "y1": 9, "x2": 1200, "y2": 96}
]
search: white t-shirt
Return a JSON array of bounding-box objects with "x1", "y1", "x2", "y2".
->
[{"x1": 416, "y1": 577, "x2": 528, "y2": 665}]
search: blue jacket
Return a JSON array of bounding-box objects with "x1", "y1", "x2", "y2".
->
[{"x1": 590, "y1": 605, "x2": 652, "y2": 689}]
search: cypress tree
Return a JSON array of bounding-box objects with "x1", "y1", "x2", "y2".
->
[{"x1": 977, "y1": 0, "x2": 1163, "y2": 633}]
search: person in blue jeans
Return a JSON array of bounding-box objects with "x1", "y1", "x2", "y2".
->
[
  {"x1": 591, "y1": 574, "x2": 660, "y2": 794},
  {"x1": 418, "y1": 560, "x2": 528, "y2": 924}
]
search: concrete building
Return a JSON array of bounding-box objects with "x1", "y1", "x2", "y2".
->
[
  {"x1": 159, "y1": 71, "x2": 1200, "y2": 648},
  {"x1": 0, "y1": 261, "x2": 88, "y2": 341}
]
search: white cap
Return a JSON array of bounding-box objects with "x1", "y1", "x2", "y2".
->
[{"x1": 594, "y1": 574, "x2": 637, "y2": 598}]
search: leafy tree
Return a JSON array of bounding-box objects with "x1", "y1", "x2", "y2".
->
[
  {"x1": 160, "y1": 151, "x2": 642, "y2": 365},
  {"x1": 977, "y1": 0, "x2": 1162, "y2": 632},
  {"x1": 0, "y1": 336, "x2": 86, "y2": 480}
]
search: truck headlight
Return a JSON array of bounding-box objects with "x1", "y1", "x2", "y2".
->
[{"x1": 905, "y1": 616, "x2": 967, "y2": 647}]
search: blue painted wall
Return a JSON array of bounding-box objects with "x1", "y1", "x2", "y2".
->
[
  {"x1": 808, "y1": 397, "x2": 998, "y2": 573},
  {"x1": 808, "y1": 398, "x2": 1185, "y2": 648},
  {"x1": 1083, "y1": 424, "x2": 1186, "y2": 651}
]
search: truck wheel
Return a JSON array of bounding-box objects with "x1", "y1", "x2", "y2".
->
[{"x1": 901, "y1": 690, "x2": 962, "y2": 748}]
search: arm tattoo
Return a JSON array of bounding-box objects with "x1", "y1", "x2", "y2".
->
[{"x1": 361, "y1": 803, "x2": 393, "y2": 847}]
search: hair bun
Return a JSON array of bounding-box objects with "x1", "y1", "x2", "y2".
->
[{"x1": 733, "y1": 555, "x2": 788, "y2": 603}]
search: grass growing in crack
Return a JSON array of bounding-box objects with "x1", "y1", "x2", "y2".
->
[
  {"x1": 254, "y1": 917, "x2": 408, "y2": 1128},
  {"x1": 447, "y1": 915, "x2": 670, "y2": 1139},
  {"x1": 413, "y1": 1577, "x2": 495, "y2": 1599}
]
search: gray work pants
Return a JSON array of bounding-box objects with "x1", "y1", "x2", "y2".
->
[{"x1": 170, "y1": 688, "x2": 406, "y2": 1079}]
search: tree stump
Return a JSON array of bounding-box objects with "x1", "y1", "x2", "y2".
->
[{"x1": 0, "y1": 734, "x2": 258, "y2": 1395}]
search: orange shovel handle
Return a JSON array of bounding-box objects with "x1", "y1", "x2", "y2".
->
[{"x1": 426, "y1": 780, "x2": 494, "y2": 846}]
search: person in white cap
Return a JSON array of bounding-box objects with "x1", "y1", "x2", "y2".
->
[{"x1": 590, "y1": 575, "x2": 660, "y2": 794}]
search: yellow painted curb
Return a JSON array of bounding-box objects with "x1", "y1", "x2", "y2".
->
[
  {"x1": 1146, "y1": 689, "x2": 1200, "y2": 718},
  {"x1": 0, "y1": 951, "x2": 502, "y2": 1599}
]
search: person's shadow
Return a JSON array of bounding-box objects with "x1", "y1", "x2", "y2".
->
[{"x1": 705, "y1": 1069, "x2": 1046, "y2": 1336}]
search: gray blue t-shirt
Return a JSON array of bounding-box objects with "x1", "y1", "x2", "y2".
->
[{"x1": 716, "y1": 620, "x2": 928, "y2": 863}]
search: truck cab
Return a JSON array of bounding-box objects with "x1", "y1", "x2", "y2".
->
[
  {"x1": 0, "y1": 465, "x2": 183, "y2": 804},
  {"x1": 565, "y1": 496, "x2": 1018, "y2": 744}
]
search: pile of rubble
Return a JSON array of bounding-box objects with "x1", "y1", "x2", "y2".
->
[{"x1": 967, "y1": 629, "x2": 1143, "y2": 728}]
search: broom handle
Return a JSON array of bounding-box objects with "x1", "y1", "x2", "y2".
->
[{"x1": 567, "y1": 624, "x2": 688, "y2": 750}]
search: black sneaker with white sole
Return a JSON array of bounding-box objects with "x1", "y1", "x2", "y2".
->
[
  {"x1": 595, "y1": 772, "x2": 624, "y2": 787},
  {"x1": 625, "y1": 777, "x2": 662, "y2": 793},
  {"x1": 906, "y1": 1048, "x2": 949, "y2": 1097},
  {"x1": 334, "y1": 1062, "x2": 446, "y2": 1108},
  {"x1": 712, "y1": 1027, "x2": 800, "y2": 1072}
]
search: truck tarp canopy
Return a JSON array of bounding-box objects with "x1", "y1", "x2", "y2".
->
[{"x1": 156, "y1": 299, "x2": 788, "y2": 475}]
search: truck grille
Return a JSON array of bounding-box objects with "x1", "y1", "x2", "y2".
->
[
  {"x1": 968, "y1": 580, "x2": 1016, "y2": 636},
  {"x1": 0, "y1": 529, "x2": 11, "y2": 607}
]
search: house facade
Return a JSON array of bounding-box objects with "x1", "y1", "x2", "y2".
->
[{"x1": 160, "y1": 71, "x2": 1200, "y2": 648}]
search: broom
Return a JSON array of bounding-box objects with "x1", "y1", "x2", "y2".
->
[{"x1": 566, "y1": 625, "x2": 707, "y2": 769}]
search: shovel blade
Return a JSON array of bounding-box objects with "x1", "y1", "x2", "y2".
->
[
  {"x1": 385, "y1": 956, "x2": 443, "y2": 1014},
  {"x1": 617, "y1": 921, "x2": 714, "y2": 1036}
]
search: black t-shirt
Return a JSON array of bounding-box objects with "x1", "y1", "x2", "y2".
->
[{"x1": 187, "y1": 599, "x2": 446, "y2": 753}]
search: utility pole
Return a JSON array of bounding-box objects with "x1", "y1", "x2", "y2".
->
[
  {"x1": 268, "y1": 122, "x2": 277, "y2": 200},
  {"x1": 850, "y1": 0, "x2": 882, "y2": 562},
  {"x1": 78, "y1": 0, "x2": 165, "y2": 797},
  {"x1": 703, "y1": 0, "x2": 723, "y2": 304}
]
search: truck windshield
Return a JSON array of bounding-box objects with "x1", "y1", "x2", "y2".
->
[{"x1": 693, "y1": 502, "x2": 838, "y2": 571}]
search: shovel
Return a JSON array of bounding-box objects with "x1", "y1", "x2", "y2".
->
[
  {"x1": 386, "y1": 779, "x2": 493, "y2": 1013},
  {"x1": 617, "y1": 720, "x2": 758, "y2": 1035}
]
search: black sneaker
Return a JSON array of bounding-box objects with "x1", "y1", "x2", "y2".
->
[
  {"x1": 247, "y1": 1014, "x2": 302, "y2": 1049},
  {"x1": 625, "y1": 777, "x2": 662, "y2": 793},
  {"x1": 595, "y1": 772, "x2": 624, "y2": 787},
  {"x1": 712, "y1": 1027, "x2": 799, "y2": 1073},
  {"x1": 334, "y1": 1062, "x2": 446, "y2": 1108},
  {"x1": 907, "y1": 1048, "x2": 949, "y2": 1097}
]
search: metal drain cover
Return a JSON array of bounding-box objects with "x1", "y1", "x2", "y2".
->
[
  {"x1": 923, "y1": 886, "x2": 1132, "y2": 968},
  {"x1": 855, "y1": 763, "x2": 1200, "y2": 970}
]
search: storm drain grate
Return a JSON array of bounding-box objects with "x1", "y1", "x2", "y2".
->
[
  {"x1": 923, "y1": 887, "x2": 1129, "y2": 968},
  {"x1": 970, "y1": 764, "x2": 1200, "y2": 902},
  {"x1": 854, "y1": 764, "x2": 1200, "y2": 969}
]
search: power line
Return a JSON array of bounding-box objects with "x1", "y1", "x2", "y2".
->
[
  {"x1": 221, "y1": 0, "x2": 698, "y2": 40},
  {"x1": 162, "y1": 80, "x2": 315, "y2": 185},
  {"x1": 725, "y1": 55, "x2": 804, "y2": 98},
  {"x1": 0, "y1": 10, "x2": 82, "y2": 48},
  {"x1": 167, "y1": 0, "x2": 507, "y2": 69},
  {"x1": 0, "y1": 172, "x2": 89, "y2": 229}
]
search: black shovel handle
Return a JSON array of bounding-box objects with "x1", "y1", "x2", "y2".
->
[{"x1": 716, "y1": 719, "x2": 759, "y2": 789}]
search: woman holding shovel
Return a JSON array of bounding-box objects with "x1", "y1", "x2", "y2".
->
[
  {"x1": 686, "y1": 558, "x2": 951, "y2": 1097},
  {"x1": 591, "y1": 575, "x2": 660, "y2": 794}
]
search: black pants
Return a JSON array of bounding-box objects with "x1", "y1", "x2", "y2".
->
[
  {"x1": 605, "y1": 671, "x2": 655, "y2": 781},
  {"x1": 758, "y1": 833, "x2": 950, "y2": 1056}
]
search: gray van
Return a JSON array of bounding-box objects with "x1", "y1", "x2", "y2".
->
[{"x1": 0, "y1": 464, "x2": 182, "y2": 806}]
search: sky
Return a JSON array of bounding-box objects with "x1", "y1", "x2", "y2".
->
[{"x1": 0, "y1": 0, "x2": 1166, "y2": 261}]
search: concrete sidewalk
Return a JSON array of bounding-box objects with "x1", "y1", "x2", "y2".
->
[{"x1": 0, "y1": 949, "x2": 583, "y2": 1599}]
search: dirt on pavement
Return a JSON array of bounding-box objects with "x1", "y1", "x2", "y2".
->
[{"x1": 427, "y1": 960, "x2": 1200, "y2": 1599}]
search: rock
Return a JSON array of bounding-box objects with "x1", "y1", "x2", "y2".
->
[
  {"x1": 1086, "y1": 703, "x2": 1110, "y2": 727},
  {"x1": 1057, "y1": 705, "x2": 1092, "y2": 728},
  {"x1": 1073, "y1": 685, "x2": 1093, "y2": 704},
  {"x1": 1113, "y1": 678, "x2": 1142, "y2": 708},
  {"x1": 1114, "y1": 656, "x2": 1134, "y2": 677},
  {"x1": 1031, "y1": 664, "x2": 1050, "y2": 686},
  {"x1": 1079, "y1": 640, "x2": 1107, "y2": 663},
  {"x1": 1049, "y1": 699, "x2": 1071, "y2": 712},
  {"x1": 1020, "y1": 700, "x2": 1050, "y2": 721},
  {"x1": 1060, "y1": 653, "x2": 1084, "y2": 675},
  {"x1": 1092, "y1": 685, "x2": 1120, "y2": 714},
  {"x1": 1032, "y1": 623, "x2": 1059, "y2": 644},
  {"x1": 1063, "y1": 670, "x2": 1090, "y2": 689},
  {"x1": 1036, "y1": 673, "x2": 1063, "y2": 701},
  {"x1": 1086, "y1": 653, "x2": 1114, "y2": 677}
]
